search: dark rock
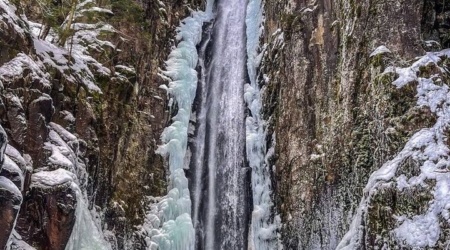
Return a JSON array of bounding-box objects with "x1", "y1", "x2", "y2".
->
[
  {"x1": 26, "y1": 95, "x2": 54, "y2": 169},
  {"x1": 5, "y1": 93, "x2": 27, "y2": 149},
  {"x1": 0, "y1": 2, "x2": 31, "y2": 65},
  {"x1": 0, "y1": 156, "x2": 23, "y2": 191},
  {"x1": 0, "y1": 176, "x2": 22, "y2": 250},
  {"x1": 15, "y1": 170, "x2": 76, "y2": 250},
  {"x1": 0, "y1": 125, "x2": 6, "y2": 168}
]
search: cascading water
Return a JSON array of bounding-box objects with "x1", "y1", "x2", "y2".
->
[
  {"x1": 188, "y1": 0, "x2": 251, "y2": 249},
  {"x1": 147, "y1": 0, "x2": 279, "y2": 249}
]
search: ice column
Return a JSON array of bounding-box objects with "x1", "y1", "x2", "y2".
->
[
  {"x1": 245, "y1": 0, "x2": 280, "y2": 249},
  {"x1": 143, "y1": 2, "x2": 214, "y2": 250}
]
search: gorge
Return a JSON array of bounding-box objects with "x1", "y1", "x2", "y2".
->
[{"x1": 0, "y1": 0, "x2": 450, "y2": 249}]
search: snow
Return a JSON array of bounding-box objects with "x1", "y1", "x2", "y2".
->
[
  {"x1": 79, "y1": 7, "x2": 113, "y2": 15},
  {"x1": 30, "y1": 168, "x2": 75, "y2": 188},
  {"x1": 28, "y1": 1, "x2": 117, "y2": 94},
  {"x1": 50, "y1": 122, "x2": 77, "y2": 142},
  {"x1": 394, "y1": 214, "x2": 440, "y2": 248},
  {"x1": 60, "y1": 111, "x2": 76, "y2": 123},
  {"x1": 33, "y1": 38, "x2": 104, "y2": 93},
  {"x1": 10, "y1": 230, "x2": 37, "y2": 250},
  {"x1": 0, "y1": 176, "x2": 21, "y2": 198},
  {"x1": 5, "y1": 145, "x2": 27, "y2": 171},
  {"x1": 369, "y1": 45, "x2": 391, "y2": 57},
  {"x1": 47, "y1": 144, "x2": 75, "y2": 170},
  {"x1": 337, "y1": 49, "x2": 450, "y2": 249},
  {"x1": 0, "y1": 53, "x2": 51, "y2": 88},
  {"x1": 115, "y1": 65, "x2": 136, "y2": 74},
  {"x1": 43, "y1": 123, "x2": 89, "y2": 188},
  {"x1": 2, "y1": 155, "x2": 23, "y2": 190},
  {"x1": 0, "y1": 0, "x2": 25, "y2": 37},
  {"x1": 246, "y1": 0, "x2": 280, "y2": 248}
]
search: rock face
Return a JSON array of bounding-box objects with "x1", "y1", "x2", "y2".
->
[
  {"x1": 0, "y1": 0, "x2": 205, "y2": 249},
  {"x1": 15, "y1": 170, "x2": 77, "y2": 250},
  {"x1": 260, "y1": 0, "x2": 450, "y2": 249},
  {"x1": 0, "y1": 126, "x2": 6, "y2": 166},
  {"x1": 0, "y1": 126, "x2": 23, "y2": 250},
  {"x1": 0, "y1": 176, "x2": 22, "y2": 249},
  {"x1": 1, "y1": 0, "x2": 449, "y2": 249}
]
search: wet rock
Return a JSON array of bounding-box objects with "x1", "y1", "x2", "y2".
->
[
  {"x1": 0, "y1": 176, "x2": 22, "y2": 250},
  {"x1": 262, "y1": 0, "x2": 433, "y2": 248},
  {"x1": 15, "y1": 169, "x2": 76, "y2": 250}
]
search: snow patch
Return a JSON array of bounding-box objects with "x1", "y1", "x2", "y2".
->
[
  {"x1": 337, "y1": 49, "x2": 450, "y2": 249},
  {"x1": 2, "y1": 155, "x2": 23, "y2": 189},
  {"x1": 0, "y1": 53, "x2": 51, "y2": 88},
  {"x1": 0, "y1": 0, "x2": 26, "y2": 37},
  {"x1": 0, "y1": 176, "x2": 21, "y2": 198},
  {"x1": 5, "y1": 145, "x2": 27, "y2": 171},
  {"x1": 369, "y1": 45, "x2": 391, "y2": 57},
  {"x1": 31, "y1": 168, "x2": 74, "y2": 187}
]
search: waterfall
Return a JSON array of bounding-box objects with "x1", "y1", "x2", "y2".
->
[
  {"x1": 188, "y1": 0, "x2": 251, "y2": 249},
  {"x1": 147, "y1": 0, "x2": 279, "y2": 249}
]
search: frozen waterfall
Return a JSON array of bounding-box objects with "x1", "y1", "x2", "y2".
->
[{"x1": 146, "y1": 0, "x2": 278, "y2": 249}]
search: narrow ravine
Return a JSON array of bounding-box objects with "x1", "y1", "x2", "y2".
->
[{"x1": 187, "y1": 0, "x2": 252, "y2": 249}]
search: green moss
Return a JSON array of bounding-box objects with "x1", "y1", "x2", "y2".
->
[
  {"x1": 366, "y1": 182, "x2": 434, "y2": 248},
  {"x1": 281, "y1": 13, "x2": 301, "y2": 40}
]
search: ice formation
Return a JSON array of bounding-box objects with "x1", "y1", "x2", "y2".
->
[
  {"x1": 66, "y1": 180, "x2": 111, "y2": 250},
  {"x1": 338, "y1": 49, "x2": 450, "y2": 249},
  {"x1": 245, "y1": 0, "x2": 280, "y2": 249},
  {"x1": 142, "y1": 1, "x2": 214, "y2": 249}
]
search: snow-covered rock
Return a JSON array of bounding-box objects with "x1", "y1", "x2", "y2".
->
[
  {"x1": 1, "y1": 155, "x2": 23, "y2": 190},
  {"x1": 18, "y1": 169, "x2": 78, "y2": 249}
]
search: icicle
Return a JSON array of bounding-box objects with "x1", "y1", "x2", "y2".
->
[
  {"x1": 245, "y1": 0, "x2": 280, "y2": 249},
  {"x1": 65, "y1": 182, "x2": 110, "y2": 250},
  {"x1": 142, "y1": 1, "x2": 215, "y2": 249}
]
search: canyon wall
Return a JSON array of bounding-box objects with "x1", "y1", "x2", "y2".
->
[
  {"x1": 1, "y1": 0, "x2": 450, "y2": 249},
  {"x1": 0, "y1": 0, "x2": 204, "y2": 249},
  {"x1": 261, "y1": 0, "x2": 450, "y2": 248}
]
